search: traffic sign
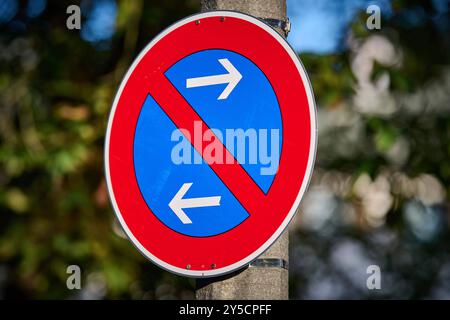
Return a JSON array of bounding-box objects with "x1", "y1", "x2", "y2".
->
[{"x1": 105, "y1": 11, "x2": 317, "y2": 277}]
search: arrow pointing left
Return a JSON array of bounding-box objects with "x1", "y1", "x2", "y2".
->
[{"x1": 168, "y1": 182, "x2": 221, "y2": 224}]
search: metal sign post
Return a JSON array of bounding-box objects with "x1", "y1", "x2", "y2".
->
[{"x1": 196, "y1": 0, "x2": 292, "y2": 300}]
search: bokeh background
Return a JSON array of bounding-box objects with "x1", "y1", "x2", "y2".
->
[{"x1": 0, "y1": 0, "x2": 449, "y2": 299}]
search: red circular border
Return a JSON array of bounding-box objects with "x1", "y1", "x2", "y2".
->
[{"x1": 106, "y1": 12, "x2": 315, "y2": 276}]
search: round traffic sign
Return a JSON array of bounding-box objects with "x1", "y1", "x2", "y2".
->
[{"x1": 105, "y1": 11, "x2": 317, "y2": 277}]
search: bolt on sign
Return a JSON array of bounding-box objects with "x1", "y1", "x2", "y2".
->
[{"x1": 105, "y1": 11, "x2": 317, "y2": 277}]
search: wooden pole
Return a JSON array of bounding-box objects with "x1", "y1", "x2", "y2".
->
[{"x1": 196, "y1": 0, "x2": 289, "y2": 300}]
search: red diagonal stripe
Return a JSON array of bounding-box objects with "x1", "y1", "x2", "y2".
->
[{"x1": 148, "y1": 73, "x2": 267, "y2": 215}]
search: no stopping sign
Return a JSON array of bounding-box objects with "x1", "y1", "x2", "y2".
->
[{"x1": 105, "y1": 11, "x2": 317, "y2": 277}]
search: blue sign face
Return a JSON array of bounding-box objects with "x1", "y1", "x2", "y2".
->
[{"x1": 133, "y1": 49, "x2": 283, "y2": 237}]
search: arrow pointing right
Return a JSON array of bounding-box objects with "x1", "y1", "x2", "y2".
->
[
  {"x1": 186, "y1": 58, "x2": 242, "y2": 100},
  {"x1": 168, "y1": 182, "x2": 222, "y2": 224}
]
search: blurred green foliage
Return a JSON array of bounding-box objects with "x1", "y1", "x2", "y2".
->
[{"x1": 0, "y1": 0, "x2": 199, "y2": 299}]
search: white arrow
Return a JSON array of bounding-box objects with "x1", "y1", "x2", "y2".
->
[
  {"x1": 186, "y1": 58, "x2": 242, "y2": 100},
  {"x1": 168, "y1": 182, "x2": 221, "y2": 224}
]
